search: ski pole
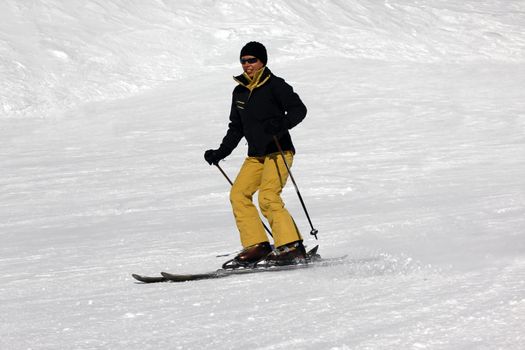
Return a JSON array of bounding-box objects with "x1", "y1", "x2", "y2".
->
[
  {"x1": 214, "y1": 163, "x2": 273, "y2": 237},
  {"x1": 215, "y1": 163, "x2": 234, "y2": 186},
  {"x1": 273, "y1": 136, "x2": 318, "y2": 239}
]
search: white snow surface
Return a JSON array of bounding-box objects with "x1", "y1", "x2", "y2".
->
[{"x1": 1, "y1": 1, "x2": 525, "y2": 349}]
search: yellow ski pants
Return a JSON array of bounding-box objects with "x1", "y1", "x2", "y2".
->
[{"x1": 230, "y1": 151, "x2": 302, "y2": 248}]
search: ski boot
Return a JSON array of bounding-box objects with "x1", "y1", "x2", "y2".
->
[
  {"x1": 222, "y1": 241, "x2": 272, "y2": 269},
  {"x1": 258, "y1": 240, "x2": 308, "y2": 267}
]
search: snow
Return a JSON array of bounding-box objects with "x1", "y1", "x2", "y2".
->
[{"x1": 1, "y1": 0, "x2": 525, "y2": 349}]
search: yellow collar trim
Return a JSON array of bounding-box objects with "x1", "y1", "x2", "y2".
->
[{"x1": 234, "y1": 67, "x2": 270, "y2": 93}]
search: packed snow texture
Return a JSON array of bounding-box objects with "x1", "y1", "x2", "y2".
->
[
  {"x1": 2, "y1": 0, "x2": 525, "y2": 120},
  {"x1": 1, "y1": 0, "x2": 525, "y2": 349}
]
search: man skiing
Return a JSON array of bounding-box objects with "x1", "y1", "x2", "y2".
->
[{"x1": 204, "y1": 41, "x2": 308, "y2": 267}]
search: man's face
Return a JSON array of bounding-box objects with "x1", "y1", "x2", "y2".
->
[{"x1": 240, "y1": 55, "x2": 264, "y2": 78}]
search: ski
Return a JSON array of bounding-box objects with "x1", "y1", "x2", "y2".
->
[
  {"x1": 131, "y1": 274, "x2": 168, "y2": 283},
  {"x1": 132, "y1": 246, "x2": 349, "y2": 284},
  {"x1": 160, "y1": 256, "x2": 345, "y2": 283},
  {"x1": 131, "y1": 245, "x2": 318, "y2": 284}
]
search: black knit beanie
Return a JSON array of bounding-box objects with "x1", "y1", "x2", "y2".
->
[{"x1": 240, "y1": 42, "x2": 268, "y2": 65}]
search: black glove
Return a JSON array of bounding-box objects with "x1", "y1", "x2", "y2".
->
[
  {"x1": 204, "y1": 148, "x2": 226, "y2": 165},
  {"x1": 264, "y1": 118, "x2": 287, "y2": 136}
]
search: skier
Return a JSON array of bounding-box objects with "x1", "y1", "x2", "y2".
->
[{"x1": 204, "y1": 41, "x2": 308, "y2": 267}]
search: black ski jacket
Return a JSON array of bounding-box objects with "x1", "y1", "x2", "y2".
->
[{"x1": 218, "y1": 67, "x2": 307, "y2": 157}]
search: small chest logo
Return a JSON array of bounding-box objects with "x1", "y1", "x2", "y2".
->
[{"x1": 235, "y1": 100, "x2": 246, "y2": 110}]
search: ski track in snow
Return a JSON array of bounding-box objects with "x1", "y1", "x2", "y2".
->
[{"x1": 1, "y1": 1, "x2": 525, "y2": 349}]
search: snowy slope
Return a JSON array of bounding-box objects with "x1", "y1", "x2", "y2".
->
[
  {"x1": 2, "y1": 0, "x2": 524, "y2": 120},
  {"x1": 1, "y1": 1, "x2": 525, "y2": 349}
]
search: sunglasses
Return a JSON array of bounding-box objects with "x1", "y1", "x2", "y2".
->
[{"x1": 240, "y1": 57, "x2": 259, "y2": 64}]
